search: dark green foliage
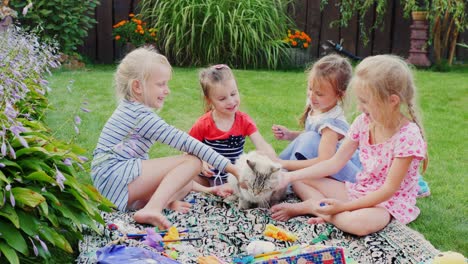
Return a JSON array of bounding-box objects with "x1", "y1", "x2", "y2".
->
[{"x1": 11, "y1": 0, "x2": 99, "y2": 56}]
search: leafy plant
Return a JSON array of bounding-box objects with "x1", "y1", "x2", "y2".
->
[
  {"x1": 113, "y1": 13, "x2": 157, "y2": 48},
  {"x1": 10, "y1": 0, "x2": 99, "y2": 56},
  {"x1": 0, "y1": 28, "x2": 113, "y2": 263},
  {"x1": 139, "y1": 0, "x2": 294, "y2": 69},
  {"x1": 283, "y1": 29, "x2": 312, "y2": 49}
]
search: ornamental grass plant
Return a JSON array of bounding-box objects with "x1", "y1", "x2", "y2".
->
[{"x1": 139, "y1": 0, "x2": 294, "y2": 69}]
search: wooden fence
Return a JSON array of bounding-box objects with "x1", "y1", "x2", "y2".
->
[{"x1": 79, "y1": 0, "x2": 468, "y2": 64}]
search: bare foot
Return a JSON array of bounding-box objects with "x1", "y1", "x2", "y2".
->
[
  {"x1": 168, "y1": 200, "x2": 191, "y2": 213},
  {"x1": 307, "y1": 216, "x2": 325, "y2": 225},
  {"x1": 211, "y1": 183, "x2": 234, "y2": 198},
  {"x1": 270, "y1": 202, "x2": 309, "y2": 221},
  {"x1": 134, "y1": 209, "x2": 172, "y2": 229}
]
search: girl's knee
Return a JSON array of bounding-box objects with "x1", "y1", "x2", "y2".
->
[
  {"x1": 340, "y1": 212, "x2": 391, "y2": 236},
  {"x1": 184, "y1": 155, "x2": 202, "y2": 167}
]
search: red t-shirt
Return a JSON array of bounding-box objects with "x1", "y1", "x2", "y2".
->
[{"x1": 189, "y1": 111, "x2": 257, "y2": 163}]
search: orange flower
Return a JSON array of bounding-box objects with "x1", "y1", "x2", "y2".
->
[
  {"x1": 284, "y1": 29, "x2": 311, "y2": 49},
  {"x1": 112, "y1": 13, "x2": 157, "y2": 46}
]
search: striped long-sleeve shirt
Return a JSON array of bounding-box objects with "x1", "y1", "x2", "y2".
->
[{"x1": 91, "y1": 100, "x2": 230, "y2": 210}]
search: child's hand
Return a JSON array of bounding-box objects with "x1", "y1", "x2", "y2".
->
[
  {"x1": 315, "y1": 198, "x2": 345, "y2": 215},
  {"x1": 272, "y1": 125, "x2": 290, "y2": 140},
  {"x1": 201, "y1": 161, "x2": 215, "y2": 177},
  {"x1": 275, "y1": 171, "x2": 290, "y2": 190},
  {"x1": 210, "y1": 184, "x2": 234, "y2": 198}
]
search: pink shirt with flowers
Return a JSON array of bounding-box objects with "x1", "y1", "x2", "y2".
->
[{"x1": 345, "y1": 114, "x2": 426, "y2": 224}]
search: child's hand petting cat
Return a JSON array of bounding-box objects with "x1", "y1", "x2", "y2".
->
[
  {"x1": 210, "y1": 184, "x2": 234, "y2": 198},
  {"x1": 315, "y1": 198, "x2": 346, "y2": 215},
  {"x1": 201, "y1": 161, "x2": 215, "y2": 177},
  {"x1": 275, "y1": 171, "x2": 290, "y2": 190},
  {"x1": 272, "y1": 125, "x2": 292, "y2": 140}
]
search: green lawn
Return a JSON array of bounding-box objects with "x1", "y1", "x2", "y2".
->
[{"x1": 45, "y1": 64, "x2": 468, "y2": 256}]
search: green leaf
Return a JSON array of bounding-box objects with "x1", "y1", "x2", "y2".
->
[
  {"x1": 0, "y1": 221, "x2": 28, "y2": 255},
  {"x1": 18, "y1": 159, "x2": 51, "y2": 174},
  {"x1": 15, "y1": 147, "x2": 50, "y2": 158},
  {"x1": 0, "y1": 159, "x2": 22, "y2": 171},
  {"x1": 53, "y1": 202, "x2": 82, "y2": 231},
  {"x1": 0, "y1": 170, "x2": 10, "y2": 184},
  {"x1": 39, "y1": 9, "x2": 52, "y2": 16},
  {"x1": 0, "y1": 203, "x2": 20, "y2": 228},
  {"x1": 16, "y1": 210, "x2": 39, "y2": 237},
  {"x1": 0, "y1": 241, "x2": 20, "y2": 264},
  {"x1": 42, "y1": 191, "x2": 61, "y2": 206},
  {"x1": 39, "y1": 200, "x2": 49, "y2": 216},
  {"x1": 38, "y1": 226, "x2": 73, "y2": 253},
  {"x1": 24, "y1": 171, "x2": 55, "y2": 184},
  {"x1": 11, "y1": 187, "x2": 46, "y2": 208}
]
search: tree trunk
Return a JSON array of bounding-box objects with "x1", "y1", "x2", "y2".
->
[
  {"x1": 447, "y1": 30, "x2": 459, "y2": 66},
  {"x1": 433, "y1": 16, "x2": 442, "y2": 64}
]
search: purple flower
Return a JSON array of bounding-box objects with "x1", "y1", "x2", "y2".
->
[
  {"x1": 63, "y1": 158, "x2": 72, "y2": 166},
  {"x1": 0, "y1": 163, "x2": 5, "y2": 168},
  {"x1": 6, "y1": 184, "x2": 15, "y2": 207},
  {"x1": 74, "y1": 115, "x2": 81, "y2": 125},
  {"x1": 35, "y1": 235, "x2": 49, "y2": 253},
  {"x1": 74, "y1": 125, "x2": 79, "y2": 134},
  {"x1": 78, "y1": 156, "x2": 88, "y2": 162},
  {"x1": 22, "y1": 2, "x2": 33, "y2": 16},
  {"x1": 4, "y1": 102, "x2": 18, "y2": 119},
  {"x1": 9, "y1": 145, "x2": 16, "y2": 159},
  {"x1": 17, "y1": 135, "x2": 29, "y2": 148},
  {"x1": 54, "y1": 165, "x2": 66, "y2": 191},
  {"x1": 1, "y1": 141, "x2": 6, "y2": 156},
  {"x1": 142, "y1": 228, "x2": 164, "y2": 252},
  {"x1": 28, "y1": 237, "x2": 39, "y2": 256},
  {"x1": 80, "y1": 107, "x2": 91, "y2": 113}
]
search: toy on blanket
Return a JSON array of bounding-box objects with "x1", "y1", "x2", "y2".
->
[
  {"x1": 263, "y1": 224, "x2": 298, "y2": 242},
  {"x1": 198, "y1": 255, "x2": 229, "y2": 264},
  {"x1": 432, "y1": 251, "x2": 466, "y2": 264},
  {"x1": 251, "y1": 244, "x2": 346, "y2": 264},
  {"x1": 246, "y1": 241, "x2": 276, "y2": 255},
  {"x1": 163, "y1": 226, "x2": 180, "y2": 243}
]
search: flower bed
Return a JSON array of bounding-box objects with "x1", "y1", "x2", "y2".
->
[{"x1": 0, "y1": 28, "x2": 113, "y2": 263}]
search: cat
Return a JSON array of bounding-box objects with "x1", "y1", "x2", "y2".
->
[{"x1": 225, "y1": 151, "x2": 286, "y2": 209}]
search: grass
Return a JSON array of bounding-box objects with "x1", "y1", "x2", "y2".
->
[{"x1": 45, "y1": 64, "x2": 467, "y2": 256}]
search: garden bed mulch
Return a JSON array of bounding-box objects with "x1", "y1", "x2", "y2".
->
[{"x1": 77, "y1": 192, "x2": 439, "y2": 263}]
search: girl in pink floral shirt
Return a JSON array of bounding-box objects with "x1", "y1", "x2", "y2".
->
[{"x1": 275, "y1": 55, "x2": 428, "y2": 236}]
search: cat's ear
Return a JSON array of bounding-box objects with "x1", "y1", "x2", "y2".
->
[
  {"x1": 271, "y1": 167, "x2": 281, "y2": 173},
  {"x1": 246, "y1": 159, "x2": 256, "y2": 170}
]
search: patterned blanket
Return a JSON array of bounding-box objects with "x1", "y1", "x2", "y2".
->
[{"x1": 77, "y1": 192, "x2": 439, "y2": 263}]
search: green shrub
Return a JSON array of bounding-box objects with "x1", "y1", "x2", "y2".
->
[
  {"x1": 11, "y1": 0, "x2": 99, "y2": 56},
  {"x1": 0, "y1": 28, "x2": 113, "y2": 264},
  {"x1": 140, "y1": 0, "x2": 294, "y2": 69}
]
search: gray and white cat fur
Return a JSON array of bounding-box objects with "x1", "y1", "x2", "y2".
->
[{"x1": 225, "y1": 151, "x2": 286, "y2": 209}]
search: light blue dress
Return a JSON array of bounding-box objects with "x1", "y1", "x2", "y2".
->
[{"x1": 279, "y1": 105, "x2": 360, "y2": 183}]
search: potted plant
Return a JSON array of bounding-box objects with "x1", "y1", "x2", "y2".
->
[
  {"x1": 112, "y1": 13, "x2": 157, "y2": 52},
  {"x1": 283, "y1": 29, "x2": 312, "y2": 68}
]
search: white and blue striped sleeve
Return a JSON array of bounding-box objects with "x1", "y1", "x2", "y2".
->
[{"x1": 137, "y1": 112, "x2": 230, "y2": 171}]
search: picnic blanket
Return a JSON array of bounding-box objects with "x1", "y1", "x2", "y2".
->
[{"x1": 77, "y1": 192, "x2": 439, "y2": 263}]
